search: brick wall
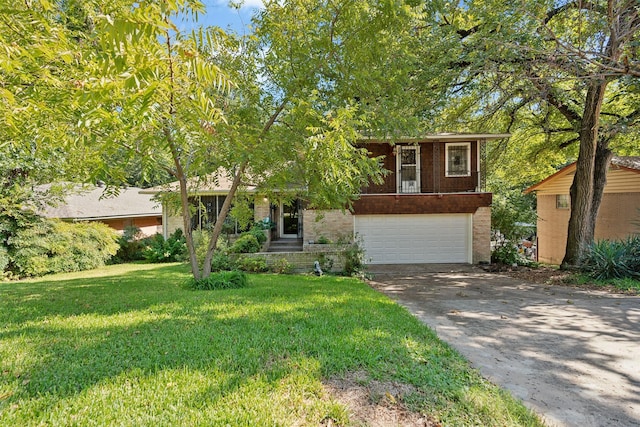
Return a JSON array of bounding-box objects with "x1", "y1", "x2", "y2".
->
[
  {"x1": 235, "y1": 250, "x2": 348, "y2": 273},
  {"x1": 472, "y1": 207, "x2": 491, "y2": 263},
  {"x1": 254, "y1": 198, "x2": 271, "y2": 223},
  {"x1": 302, "y1": 209, "x2": 354, "y2": 244},
  {"x1": 165, "y1": 209, "x2": 183, "y2": 238}
]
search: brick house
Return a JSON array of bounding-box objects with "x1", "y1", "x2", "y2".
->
[
  {"x1": 525, "y1": 156, "x2": 640, "y2": 265},
  {"x1": 152, "y1": 133, "x2": 509, "y2": 264}
]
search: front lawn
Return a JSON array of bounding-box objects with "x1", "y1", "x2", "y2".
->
[{"x1": 0, "y1": 264, "x2": 543, "y2": 426}]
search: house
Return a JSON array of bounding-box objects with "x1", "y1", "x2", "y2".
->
[
  {"x1": 149, "y1": 133, "x2": 507, "y2": 265},
  {"x1": 525, "y1": 156, "x2": 640, "y2": 265},
  {"x1": 39, "y1": 183, "x2": 162, "y2": 236}
]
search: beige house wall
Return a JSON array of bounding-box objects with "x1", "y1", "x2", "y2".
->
[
  {"x1": 472, "y1": 207, "x2": 491, "y2": 264},
  {"x1": 254, "y1": 198, "x2": 271, "y2": 223},
  {"x1": 537, "y1": 192, "x2": 640, "y2": 264},
  {"x1": 303, "y1": 210, "x2": 354, "y2": 244},
  {"x1": 536, "y1": 195, "x2": 571, "y2": 265}
]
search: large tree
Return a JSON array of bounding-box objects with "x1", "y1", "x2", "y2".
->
[
  {"x1": 71, "y1": 0, "x2": 422, "y2": 280},
  {"x1": 414, "y1": 0, "x2": 640, "y2": 267}
]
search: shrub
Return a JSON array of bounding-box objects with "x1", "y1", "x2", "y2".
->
[
  {"x1": 317, "y1": 236, "x2": 330, "y2": 244},
  {"x1": 344, "y1": 242, "x2": 366, "y2": 276},
  {"x1": 211, "y1": 251, "x2": 234, "y2": 272},
  {"x1": 491, "y1": 244, "x2": 519, "y2": 265},
  {"x1": 9, "y1": 219, "x2": 119, "y2": 277},
  {"x1": 249, "y1": 225, "x2": 268, "y2": 245},
  {"x1": 142, "y1": 229, "x2": 187, "y2": 263},
  {"x1": 229, "y1": 233, "x2": 261, "y2": 254},
  {"x1": 317, "y1": 253, "x2": 334, "y2": 272},
  {"x1": 111, "y1": 226, "x2": 148, "y2": 263},
  {"x1": 236, "y1": 255, "x2": 268, "y2": 272},
  {"x1": 0, "y1": 245, "x2": 9, "y2": 278},
  {"x1": 270, "y1": 257, "x2": 293, "y2": 274},
  {"x1": 581, "y1": 236, "x2": 640, "y2": 280},
  {"x1": 185, "y1": 270, "x2": 248, "y2": 290}
]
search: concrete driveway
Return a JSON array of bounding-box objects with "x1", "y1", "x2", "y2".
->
[{"x1": 367, "y1": 264, "x2": 640, "y2": 427}]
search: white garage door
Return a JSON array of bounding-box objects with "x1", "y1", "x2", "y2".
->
[{"x1": 354, "y1": 214, "x2": 471, "y2": 264}]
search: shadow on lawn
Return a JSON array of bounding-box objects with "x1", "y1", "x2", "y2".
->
[{"x1": 0, "y1": 265, "x2": 531, "y2": 425}]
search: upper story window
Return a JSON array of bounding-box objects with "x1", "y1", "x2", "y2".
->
[
  {"x1": 445, "y1": 143, "x2": 471, "y2": 177},
  {"x1": 396, "y1": 145, "x2": 421, "y2": 193},
  {"x1": 556, "y1": 194, "x2": 569, "y2": 209}
]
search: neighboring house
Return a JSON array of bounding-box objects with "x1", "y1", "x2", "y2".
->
[
  {"x1": 40, "y1": 183, "x2": 162, "y2": 236},
  {"x1": 148, "y1": 133, "x2": 509, "y2": 264},
  {"x1": 525, "y1": 156, "x2": 640, "y2": 265}
]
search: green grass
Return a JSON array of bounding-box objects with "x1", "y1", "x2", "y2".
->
[
  {"x1": 571, "y1": 273, "x2": 640, "y2": 294},
  {"x1": 0, "y1": 264, "x2": 543, "y2": 426}
]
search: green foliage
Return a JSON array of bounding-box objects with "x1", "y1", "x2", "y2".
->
[
  {"x1": 9, "y1": 219, "x2": 118, "y2": 277},
  {"x1": 0, "y1": 263, "x2": 544, "y2": 426},
  {"x1": 317, "y1": 236, "x2": 330, "y2": 244},
  {"x1": 580, "y1": 237, "x2": 640, "y2": 280},
  {"x1": 111, "y1": 226, "x2": 150, "y2": 263},
  {"x1": 185, "y1": 270, "x2": 248, "y2": 291},
  {"x1": 317, "y1": 253, "x2": 334, "y2": 272},
  {"x1": 343, "y1": 241, "x2": 366, "y2": 277},
  {"x1": 270, "y1": 257, "x2": 293, "y2": 274},
  {"x1": 249, "y1": 225, "x2": 268, "y2": 245},
  {"x1": 236, "y1": 256, "x2": 268, "y2": 273},
  {"x1": 490, "y1": 187, "x2": 537, "y2": 243},
  {"x1": 142, "y1": 230, "x2": 187, "y2": 263},
  {"x1": 210, "y1": 251, "x2": 234, "y2": 272},
  {"x1": 0, "y1": 246, "x2": 8, "y2": 279},
  {"x1": 229, "y1": 233, "x2": 261, "y2": 254},
  {"x1": 491, "y1": 245, "x2": 519, "y2": 265}
]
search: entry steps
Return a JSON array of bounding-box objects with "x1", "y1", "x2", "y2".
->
[{"x1": 268, "y1": 238, "x2": 303, "y2": 252}]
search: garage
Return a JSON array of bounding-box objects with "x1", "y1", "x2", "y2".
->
[{"x1": 354, "y1": 214, "x2": 472, "y2": 264}]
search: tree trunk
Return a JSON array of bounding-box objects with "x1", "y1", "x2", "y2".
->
[
  {"x1": 177, "y1": 172, "x2": 200, "y2": 280},
  {"x1": 164, "y1": 124, "x2": 200, "y2": 280},
  {"x1": 587, "y1": 141, "x2": 614, "y2": 243},
  {"x1": 561, "y1": 79, "x2": 608, "y2": 268},
  {"x1": 201, "y1": 161, "x2": 248, "y2": 278}
]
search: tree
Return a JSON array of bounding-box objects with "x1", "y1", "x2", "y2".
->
[
  {"x1": 70, "y1": 0, "x2": 423, "y2": 281},
  {"x1": 413, "y1": 0, "x2": 640, "y2": 267}
]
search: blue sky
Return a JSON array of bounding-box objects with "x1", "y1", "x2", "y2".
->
[{"x1": 176, "y1": 0, "x2": 263, "y2": 35}]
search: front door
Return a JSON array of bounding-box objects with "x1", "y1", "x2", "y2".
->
[{"x1": 280, "y1": 200, "x2": 300, "y2": 238}]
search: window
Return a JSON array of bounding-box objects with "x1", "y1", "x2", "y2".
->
[
  {"x1": 396, "y1": 145, "x2": 421, "y2": 193},
  {"x1": 556, "y1": 194, "x2": 569, "y2": 209},
  {"x1": 190, "y1": 195, "x2": 252, "y2": 234},
  {"x1": 445, "y1": 143, "x2": 471, "y2": 177}
]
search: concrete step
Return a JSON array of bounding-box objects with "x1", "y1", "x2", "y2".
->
[{"x1": 268, "y1": 238, "x2": 303, "y2": 252}]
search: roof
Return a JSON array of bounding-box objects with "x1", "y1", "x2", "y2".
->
[
  {"x1": 140, "y1": 173, "x2": 258, "y2": 195},
  {"x1": 525, "y1": 156, "x2": 640, "y2": 194},
  {"x1": 611, "y1": 156, "x2": 640, "y2": 171},
  {"x1": 359, "y1": 133, "x2": 511, "y2": 143},
  {"x1": 39, "y1": 184, "x2": 162, "y2": 221}
]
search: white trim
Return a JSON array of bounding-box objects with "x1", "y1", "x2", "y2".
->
[
  {"x1": 445, "y1": 142, "x2": 471, "y2": 177},
  {"x1": 476, "y1": 142, "x2": 481, "y2": 191},
  {"x1": 396, "y1": 145, "x2": 421, "y2": 193}
]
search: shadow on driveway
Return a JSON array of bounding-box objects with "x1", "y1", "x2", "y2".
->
[{"x1": 367, "y1": 264, "x2": 640, "y2": 427}]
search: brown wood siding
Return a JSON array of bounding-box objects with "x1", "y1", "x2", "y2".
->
[
  {"x1": 362, "y1": 143, "x2": 396, "y2": 193},
  {"x1": 352, "y1": 193, "x2": 492, "y2": 215},
  {"x1": 436, "y1": 141, "x2": 478, "y2": 193},
  {"x1": 359, "y1": 141, "x2": 480, "y2": 194}
]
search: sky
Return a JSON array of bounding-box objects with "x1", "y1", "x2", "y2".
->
[{"x1": 175, "y1": 0, "x2": 264, "y2": 35}]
